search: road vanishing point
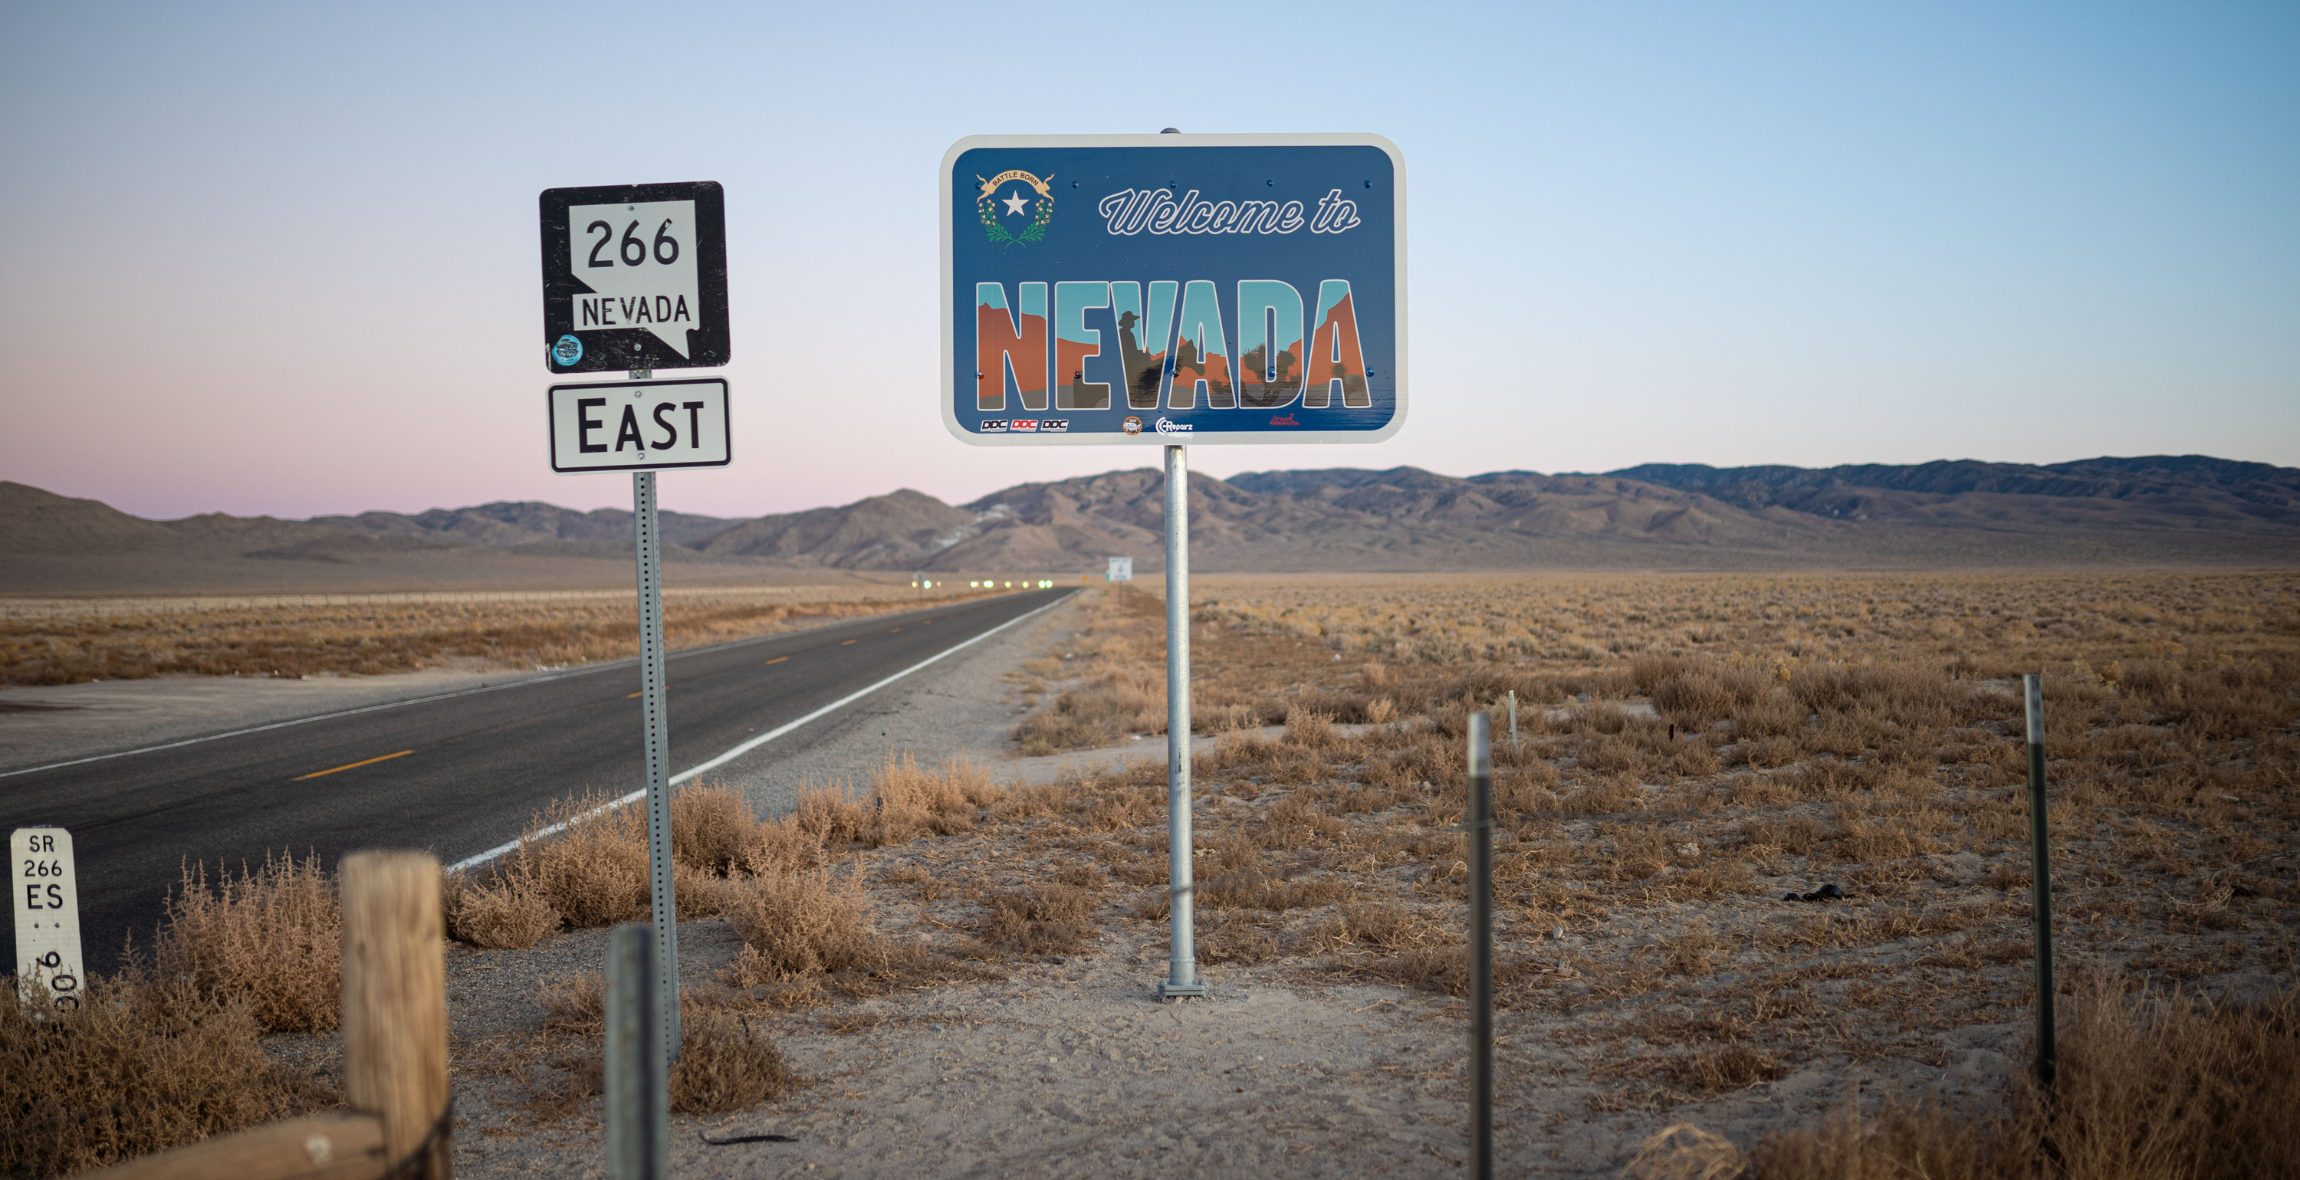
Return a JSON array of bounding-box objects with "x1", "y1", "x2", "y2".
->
[{"x1": 3, "y1": 588, "x2": 1073, "y2": 973}]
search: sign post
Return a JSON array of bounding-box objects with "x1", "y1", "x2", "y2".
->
[
  {"x1": 11, "y1": 826, "x2": 83, "y2": 1010},
  {"x1": 941, "y1": 133, "x2": 1406, "y2": 999},
  {"x1": 541, "y1": 181, "x2": 731, "y2": 1059}
]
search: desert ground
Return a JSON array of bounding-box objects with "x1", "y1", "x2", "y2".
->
[{"x1": 5, "y1": 571, "x2": 2295, "y2": 1178}]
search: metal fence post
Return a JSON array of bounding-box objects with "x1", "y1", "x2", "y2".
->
[
  {"x1": 607, "y1": 924, "x2": 669, "y2": 1180},
  {"x1": 1506, "y1": 690, "x2": 1518, "y2": 758},
  {"x1": 2023, "y1": 674, "x2": 2056, "y2": 1090},
  {"x1": 633, "y1": 466, "x2": 681, "y2": 1055},
  {"x1": 1158, "y1": 443, "x2": 1206, "y2": 1000},
  {"x1": 1468, "y1": 713, "x2": 1493, "y2": 1180}
]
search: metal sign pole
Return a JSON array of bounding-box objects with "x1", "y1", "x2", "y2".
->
[
  {"x1": 630, "y1": 394, "x2": 681, "y2": 1056},
  {"x1": 1159, "y1": 444, "x2": 1206, "y2": 1000},
  {"x1": 1467, "y1": 713, "x2": 1494, "y2": 1179}
]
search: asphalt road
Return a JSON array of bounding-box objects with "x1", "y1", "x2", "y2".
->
[{"x1": 4, "y1": 588, "x2": 1071, "y2": 974}]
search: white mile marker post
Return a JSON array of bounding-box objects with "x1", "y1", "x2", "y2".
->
[{"x1": 11, "y1": 826, "x2": 84, "y2": 1011}]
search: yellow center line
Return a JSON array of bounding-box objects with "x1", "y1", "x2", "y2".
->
[
  {"x1": 764, "y1": 656, "x2": 788, "y2": 665},
  {"x1": 295, "y1": 750, "x2": 414, "y2": 781},
  {"x1": 627, "y1": 691, "x2": 642, "y2": 698},
  {"x1": 841, "y1": 639, "x2": 857, "y2": 645},
  {"x1": 889, "y1": 627, "x2": 901, "y2": 632}
]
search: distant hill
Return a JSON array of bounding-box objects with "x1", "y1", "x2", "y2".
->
[
  {"x1": 313, "y1": 500, "x2": 740, "y2": 553},
  {"x1": 1602, "y1": 456, "x2": 2300, "y2": 530},
  {"x1": 6, "y1": 454, "x2": 2298, "y2": 593}
]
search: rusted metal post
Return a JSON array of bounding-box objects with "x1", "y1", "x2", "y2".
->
[
  {"x1": 2023, "y1": 674, "x2": 2056, "y2": 1090},
  {"x1": 1468, "y1": 712, "x2": 1493, "y2": 1180}
]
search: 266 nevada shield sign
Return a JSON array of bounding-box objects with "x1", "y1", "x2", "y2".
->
[{"x1": 941, "y1": 134, "x2": 1406, "y2": 445}]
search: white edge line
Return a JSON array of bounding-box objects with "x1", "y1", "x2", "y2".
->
[
  {"x1": 442, "y1": 590, "x2": 1075, "y2": 874},
  {"x1": 0, "y1": 594, "x2": 1010, "y2": 781}
]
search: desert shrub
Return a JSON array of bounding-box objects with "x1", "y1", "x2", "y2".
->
[
  {"x1": 865, "y1": 755, "x2": 1003, "y2": 845},
  {"x1": 670, "y1": 783, "x2": 760, "y2": 874},
  {"x1": 1321, "y1": 901, "x2": 1448, "y2": 950},
  {"x1": 720, "y1": 871, "x2": 888, "y2": 983},
  {"x1": 1789, "y1": 662, "x2": 1969, "y2": 728},
  {"x1": 500, "y1": 793, "x2": 651, "y2": 929},
  {"x1": 1196, "y1": 915, "x2": 1280, "y2": 965},
  {"x1": 443, "y1": 868, "x2": 561, "y2": 949},
  {"x1": 1751, "y1": 981, "x2": 2300, "y2": 1179},
  {"x1": 1596, "y1": 1042, "x2": 1790, "y2": 1100},
  {"x1": 157, "y1": 851, "x2": 340, "y2": 1033},
  {"x1": 1652, "y1": 670, "x2": 1736, "y2": 726},
  {"x1": 1632, "y1": 654, "x2": 1698, "y2": 694},
  {"x1": 1283, "y1": 705, "x2": 1336, "y2": 747},
  {"x1": 1738, "y1": 813, "x2": 1826, "y2": 855},
  {"x1": 789, "y1": 785, "x2": 872, "y2": 847},
  {"x1": 536, "y1": 971, "x2": 608, "y2": 1034},
  {"x1": 1576, "y1": 735, "x2": 1644, "y2": 775},
  {"x1": 1013, "y1": 663, "x2": 1165, "y2": 754},
  {"x1": 980, "y1": 883, "x2": 1098, "y2": 954},
  {"x1": 0, "y1": 974, "x2": 332, "y2": 1176},
  {"x1": 671, "y1": 1005, "x2": 792, "y2": 1113}
]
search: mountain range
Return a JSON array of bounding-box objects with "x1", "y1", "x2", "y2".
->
[{"x1": 6, "y1": 454, "x2": 2297, "y2": 594}]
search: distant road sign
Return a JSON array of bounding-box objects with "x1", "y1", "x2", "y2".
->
[
  {"x1": 12, "y1": 826, "x2": 83, "y2": 1010},
  {"x1": 549, "y1": 378, "x2": 731, "y2": 473},
  {"x1": 941, "y1": 133, "x2": 1405, "y2": 447},
  {"x1": 541, "y1": 181, "x2": 730, "y2": 374},
  {"x1": 1107, "y1": 556, "x2": 1133, "y2": 582}
]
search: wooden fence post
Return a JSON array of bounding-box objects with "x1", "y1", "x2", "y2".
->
[
  {"x1": 340, "y1": 851, "x2": 451, "y2": 1180},
  {"x1": 83, "y1": 851, "x2": 444, "y2": 1180}
]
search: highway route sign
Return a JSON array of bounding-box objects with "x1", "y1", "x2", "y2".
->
[
  {"x1": 549, "y1": 377, "x2": 731, "y2": 473},
  {"x1": 941, "y1": 133, "x2": 1405, "y2": 446},
  {"x1": 541, "y1": 181, "x2": 730, "y2": 374},
  {"x1": 12, "y1": 826, "x2": 83, "y2": 1010}
]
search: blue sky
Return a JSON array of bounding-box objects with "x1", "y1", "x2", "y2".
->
[{"x1": 2, "y1": 1, "x2": 2293, "y2": 520}]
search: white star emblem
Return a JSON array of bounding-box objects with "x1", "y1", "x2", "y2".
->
[{"x1": 1002, "y1": 190, "x2": 1030, "y2": 217}]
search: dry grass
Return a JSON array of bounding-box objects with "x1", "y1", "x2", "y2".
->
[
  {"x1": 1746, "y1": 979, "x2": 2300, "y2": 1179},
  {"x1": 959, "y1": 574, "x2": 2298, "y2": 1157},
  {"x1": 526, "y1": 975, "x2": 791, "y2": 1115},
  {"x1": 670, "y1": 1004, "x2": 792, "y2": 1114},
  {"x1": 0, "y1": 586, "x2": 1000, "y2": 685},
  {"x1": 0, "y1": 974, "x2": 335, "y2": 1176},
  {"x1": 154, "y1": 851, "x2": 341, "y2": 1033},
  {"x1": 979, "y1": 882, "x2": 1099, "y2": 955},
  {"x1": 720, "y1": 872, "x2": 892, "y2": 984}
]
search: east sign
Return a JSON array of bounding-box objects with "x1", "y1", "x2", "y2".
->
[{"x1": 941, "y1": 133, "x2": 1405, "y2": 445}]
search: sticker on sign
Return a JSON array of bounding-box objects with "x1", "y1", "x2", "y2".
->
[
  {"x1": 12, "y1": 827, "x2": 83, "y2": 1010},
  {"x1": 549, "y1": 377, "x2": 732, "y2": 473}
]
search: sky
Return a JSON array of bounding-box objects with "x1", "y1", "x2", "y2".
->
[{"x1": 1, "y1": 1, "x2": 2294, "y2": 522}]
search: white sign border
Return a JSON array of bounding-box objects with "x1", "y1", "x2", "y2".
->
[
  {"x1": 546, "y1": 377, "x2": 734, "y2": 474},
  {"x1": 939, "y1": 132, "x2": 1408, "y2": 448}
]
